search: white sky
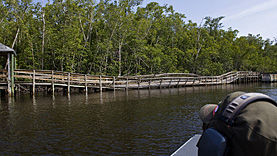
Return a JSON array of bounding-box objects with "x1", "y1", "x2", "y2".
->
[{"x1": 142, "y1": 0, "x2": 277, "y2": 40}]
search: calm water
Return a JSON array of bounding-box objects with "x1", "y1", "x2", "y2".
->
[{"x1": 0, "y1": 83, "x2": 277, "y2": 155}]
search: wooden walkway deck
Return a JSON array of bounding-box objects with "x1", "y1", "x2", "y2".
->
[{"x1": 0, "y1": 70, "x2": 260, "y2": 95}]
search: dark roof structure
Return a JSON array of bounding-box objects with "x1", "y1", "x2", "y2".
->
[{"x1": 0, "y1": 43, "x2": 17, "y2": 56}]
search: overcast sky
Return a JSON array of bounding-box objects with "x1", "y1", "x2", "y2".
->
[{"x1": 142, "y1": 0, "x2": 277, "y2": 40}]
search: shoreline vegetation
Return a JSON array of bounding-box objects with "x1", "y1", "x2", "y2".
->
[{"x1": 0, "y1": 0, "x2": 277, "y2": 77}]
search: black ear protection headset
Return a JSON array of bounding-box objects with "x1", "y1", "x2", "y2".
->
[{"x1": 197, "y1": 93, "x2": 277, "y2": 156}]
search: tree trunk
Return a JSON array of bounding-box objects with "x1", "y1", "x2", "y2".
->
[
  {"x1": 118, "y1": 41, "x2": 122, "y2": 76},
  {"x1": 12, "y1": 28, "x2": 20, "y2": 48},
  {"x1": 41, "y1": 6, "x2": 45, "y2": 70}
]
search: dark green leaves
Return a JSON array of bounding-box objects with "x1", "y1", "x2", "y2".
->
[{"x1": 0, "y1": 0, "x2": 276, "y2": 75}]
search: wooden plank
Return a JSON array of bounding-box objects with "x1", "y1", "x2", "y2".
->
[
  {"x1": 14, "y1": 75, "x2": 33, "y2": 79},
  {"x1": 0, "y1": 69, "x2": 8, "y2": 72},
  {"x1": 0, "y1": 86, "x2": 8, "y2": 89},
  {"x1": 0, "y1": 75, "x2": 7, "y2": 78}
]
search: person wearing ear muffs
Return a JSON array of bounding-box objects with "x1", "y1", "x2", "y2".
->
[{"x1": 198, "y1": 91, "x2": 277, "y2": 156}]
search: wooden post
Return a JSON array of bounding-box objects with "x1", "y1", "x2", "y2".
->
[
  {"x1": 68, "y1": 73, "x2": 70, "y2": 93},
  {"x1": 235, "y1": 73, "x2": 237, "y2": 83},
  {"x1": 239, "y1": 73, "x2": 241, "y2": 84},
  {"x1": 51, "y1": 71, "x2": 54, "y2": 95},
  {"x1": 169, "y1": 78, "x2": 172, "y2": 88},
  {"x1": 99, "y1": 75, "x2": 102, "y2": 92},
  {"x1": 243, "y1": 72, "x2": 245, "y2": 83},
  {"x1": 137, "y1": 77, "x2": 140, "y2": 90},
  {"x1": 7, "y1": 53, "x2": 11, "y2": 96},
  {"x1": 11, "y1": 54, "x2": 14, "y2": 96},
  {"x1": 85, "y1": 75, "x2": 88, "y2": 93},
  {"x1": 177, "y1": 78, "x2": 180, "y2": 88},
  {"x1": 185, "y1": 78, "x2": 188, "y2": 85},
  {"x1": 159, "y1": 78, "x2": 163, "y2": 89},
  {"x1": 248, "y1": 72, "x2": 250, "y2": 83},
  {"x1": 33, "y1": 70, "x2": 35, "y2": 95},
  {"x1": 126, "y1": 77, "x2": 128, "y2": 90},
  {"x1": 237, "y1": 72, "x2": 240, "y2": 84},
  {"x1": 148, "y1": 79, "x2": 151, "y2": 89},
  {"x1": 113, "y1": 76, "x2": 115, "y2": 91}
]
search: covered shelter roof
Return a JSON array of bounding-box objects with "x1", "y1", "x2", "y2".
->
[{"x1": 0, "y1": 43, "x2": 17, "y2": 56}]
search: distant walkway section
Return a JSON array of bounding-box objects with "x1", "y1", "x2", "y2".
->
[{"x1": 0, "y1": 70, "x2": 261, "y2": 95}]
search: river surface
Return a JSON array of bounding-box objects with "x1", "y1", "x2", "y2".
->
[{"x1": 0, "y1": 83, "x2": 277, "y2": 155}]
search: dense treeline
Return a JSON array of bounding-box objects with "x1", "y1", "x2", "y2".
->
[{"x1": 1, "y1": 0, "x2": 277, "y2": 76}]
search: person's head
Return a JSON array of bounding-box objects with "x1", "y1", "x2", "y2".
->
[{"x1": 199, "y1": 91, "x2": 246, "y2": 129}]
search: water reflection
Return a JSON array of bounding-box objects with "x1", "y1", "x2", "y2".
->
[
  {"x1": 32, "y1": 95, "x2": 37, "y2": 114},
  {"x1": 0, "y1": 83, "x2": 276, "y2": 155}
]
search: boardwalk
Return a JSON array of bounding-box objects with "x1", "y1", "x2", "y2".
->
[{"x1": 0, "y1": 70, "x2": 260, "y2": 95}]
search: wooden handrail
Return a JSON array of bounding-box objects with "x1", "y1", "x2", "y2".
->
[{"x1": 11, "y1": 70, "x2": 260, "y2": 93}]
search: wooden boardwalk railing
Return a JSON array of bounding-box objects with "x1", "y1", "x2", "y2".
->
[{"x1": 0, "y1": 70, "x2": 258, "y2": 94}]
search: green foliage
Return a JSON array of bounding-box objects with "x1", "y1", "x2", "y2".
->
[{"x1": 0, "y1": 0, "x2": 277, "y2": 76}]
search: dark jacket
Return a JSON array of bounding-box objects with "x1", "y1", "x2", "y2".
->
[{"x1": 209, "y1": 92, "x2": 277, "y2": 156}]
